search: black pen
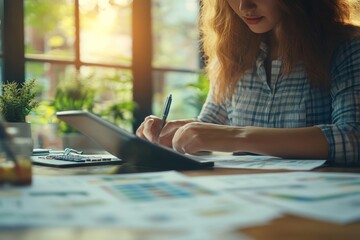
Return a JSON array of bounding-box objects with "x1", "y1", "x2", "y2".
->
[{"x1": 161, "y1": 94, "x2": 172, "y2": 130}]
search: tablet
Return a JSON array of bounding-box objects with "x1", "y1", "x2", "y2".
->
[{"x1": 56, "y1": 111, "x2": 214, "y2": 170}]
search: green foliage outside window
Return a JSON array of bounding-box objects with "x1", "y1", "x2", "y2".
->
[
  {"x1": 33, "y1": 71, "x2": 135, "y2": 134},
  {"x1": 53, "y1": 76, "x2": 96, "y2": 134},
  {"x1": 186, "y1": 72, "x2": 210, "y2": 115},
  {"x1": 96, "y1": 71, "x2": 136, "y2": 130}
]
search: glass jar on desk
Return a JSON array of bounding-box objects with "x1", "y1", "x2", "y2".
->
[{"x1": 0, "y1": 124, "x2": 32, "y2": 186}]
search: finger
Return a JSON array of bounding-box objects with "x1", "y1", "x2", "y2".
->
[
  {"x1": 172, "y1": 125, "x2": 203, "y2": 154},
  {"x1": 143, "y1": 118, "x2": 156, "y2": 142},
  {"x1": 173, "y1": 143, "x2": 185, "y2": 154},
  {"x1": 136, "y1": 116, "x2": 155, "y2": 139},
  {"x1": 172, "y1": 127, "x2": 186, "y2": 153},
  {"x1": 158, "y1": 122, "x2": 170, "y2": 138},
  {"x1": 158, "y1": 132, "x2": 174, "y2": 148},
  {"x1": 136, "y1": 122, "x2": 145, "y2": 138},
  {"x1": 136, "y1": 115, "x2": 158, "y2": 139}
]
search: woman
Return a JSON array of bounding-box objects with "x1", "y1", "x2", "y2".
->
[{"x1": 136, "y1": 0, "x2": 360, "y2": 165}]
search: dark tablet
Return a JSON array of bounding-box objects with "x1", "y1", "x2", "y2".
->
[{"x1": 56, "y1": 110, "x2": 214, "y2": 170}]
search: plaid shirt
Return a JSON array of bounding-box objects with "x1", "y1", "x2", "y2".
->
[{"x1": 198, "y1": 38, "x2": 360, "y2": 165}]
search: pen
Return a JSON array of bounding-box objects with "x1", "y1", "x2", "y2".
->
[{"x1": 161, "y1": 94, "x2": 172, "y2": 130}]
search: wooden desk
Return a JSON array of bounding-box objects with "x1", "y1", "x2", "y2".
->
[{"x1": 1, "y1": 165, "x2": 360, "y2": 240}]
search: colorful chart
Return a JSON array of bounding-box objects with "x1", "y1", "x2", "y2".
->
[{"x1": 103, "y1": 181, "x2": 216, "y2": 202}]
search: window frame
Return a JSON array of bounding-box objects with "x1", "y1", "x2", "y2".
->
[{"x1": 2, "y1": 0, "x2": 25, "y2": 85}]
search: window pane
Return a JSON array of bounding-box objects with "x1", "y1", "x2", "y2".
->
[
  {"x1": 26, "y1": 62, "x2": 76, "y2": 100},
  {"x1": 76, "y1": 66, "x2": 134, "y2": 132},
  {"x1": 0, "y1": 59, "x2": 3, "y2": 84},
  {"x1": 26, "y1": 62, "x2": 76, "y2": 149},
  {"x1": 26, "y1": 62, "x2": 134, "y2": 148},
  {"x1": 153, "y1": 71, "x2": 204, "y2": 119},
  {"x1": 24, "y1": 0, "x2": 75, "y2": 60},
  {"x1": 0, "y1": 1, "x2": 3, "y2": 84},
  {"x1": 79, "y1": 0, "x2": 132, "y2": 65},
  {"x1": 152, "y1": 0, "x2": 200, "y2": 70},
  {"x1": 0, "y1": 0, "x2": 3, "y2": 55}
]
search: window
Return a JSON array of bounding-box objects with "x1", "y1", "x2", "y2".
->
[
  {"x1": 1, "y1": 0, "x2": 203, "y2": 149},
  {"x1": 152, "y1": 0, "x2": 202, "y2": 119}
]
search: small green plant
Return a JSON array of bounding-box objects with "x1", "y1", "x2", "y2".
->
[
  {"x1": 0, "y1": 79, "x2": 39, "y2": 122},
  {"x1": 53, "y1": 76, "x2": 95, "y2": 134},
  {"x1": 186, "y1": 72, "x2": 210, "y2": 115},
  {"x1": 100, "y1": 101, "x2": 135, "y2": 128},
  {"x1": 97, "y1": 71, "x2": 135, "y2": 130},
  {"x1": 32, "y1": 71, "x2": 136, "y2": 134}
]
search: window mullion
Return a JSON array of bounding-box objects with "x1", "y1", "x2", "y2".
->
[
  {"x1": 74, "y1": 0, "x2": 81, "y2": 71},
  {"x1": 3, "y1": 0, "x2": 24, "y2": 84},
  {"x1": 132, "y1": 0, "x2": 153, "y2": 130}
]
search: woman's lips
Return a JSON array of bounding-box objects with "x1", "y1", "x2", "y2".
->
[{"x1": 243, "y1": 16, "x2": 264, "y2": 25}]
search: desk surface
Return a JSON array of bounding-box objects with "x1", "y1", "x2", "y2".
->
[
  {"x1": 194, "y1": 166, "x2": 360, "y2": 240},
  {"x1": 2, "y1": 165, "x2": 360, "y2": 240}
]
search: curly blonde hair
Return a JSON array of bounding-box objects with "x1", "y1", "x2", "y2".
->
[{"x1": 200, "y1": 0, "x2": 360, "y2": 103}]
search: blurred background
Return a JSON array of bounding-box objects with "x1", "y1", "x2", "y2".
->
[
  {"x1": 0, "y1": 0, "x2": 359, "y2": 150},
  {"x1": 0, "y1": 0, "x2": 208, "y2": 149}
]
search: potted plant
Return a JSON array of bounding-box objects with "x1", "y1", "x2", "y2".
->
[
  {"x1": 0, "y1": 79, "x2": 39, "y2": 123},
  {"x1": 0, "y1": 79, "x2": 39, "y2": 185},
  {"x1": 0, "y1": 79, "x2": 39, "y2": 141}
]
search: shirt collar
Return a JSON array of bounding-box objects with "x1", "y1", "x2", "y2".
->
[{"x1": 256, "y1": 42, "x2": 268, "y2": 68}]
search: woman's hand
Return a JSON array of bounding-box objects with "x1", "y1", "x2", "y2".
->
[
  {"x1": 136, "y1": 116, "x2": 195, "y2": 148},
  {"x1": 172, "y1": 122, "x2": 245, "y2": 154},
  {"x1": 172, "y1": 123, "x2": 328, "y2": 159},
  {"x1": 140, "y1": 120, "x2": 329, "y2": 159}
]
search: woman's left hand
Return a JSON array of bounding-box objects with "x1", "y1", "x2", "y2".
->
[
  {"x1": 172, "y1": 122, "x2": 329, "y2": 159},
  {"x1": 172, "y1": 122, "x2": 245, "y2": 154}
]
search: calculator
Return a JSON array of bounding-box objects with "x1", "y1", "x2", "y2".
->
[{"x1": 31, "y1": 153, "x2": 123, "y2": 168}]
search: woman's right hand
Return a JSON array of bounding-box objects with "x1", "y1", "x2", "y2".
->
[{"x1": 136, "y1": 115, "x2": 195, "y2": 148}]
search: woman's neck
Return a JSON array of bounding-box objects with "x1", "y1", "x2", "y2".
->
[{"x1": 265, "y1": 31, "x2": 279, "y2": 60}]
